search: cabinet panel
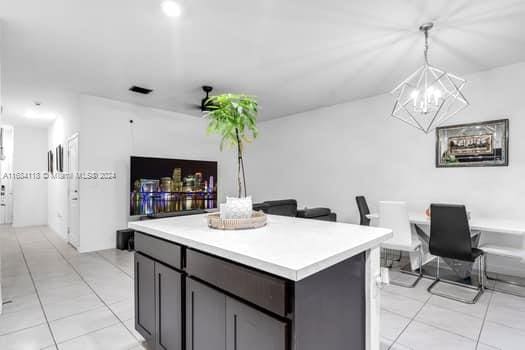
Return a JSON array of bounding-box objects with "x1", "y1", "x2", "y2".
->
[
  {"x1": 186, "y1": 278, "x2": 226, "y2": 350},
  {"x1": 156, "y1": 263, "x2": 183, "y2": 350},
  {"x1": 135, "y1": 253, "x2": 156, "y2": 343},
  {"x1": 135, "y1": 232, "x2": 182, "y2": 269},
  {"x1": 186, "y1": 249, "x2": 288, "y2": 316},
  {"x1": 226, "y1": 297, "x2": 287, "y2": 350}
]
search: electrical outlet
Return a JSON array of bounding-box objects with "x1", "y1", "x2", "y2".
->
[{"x1": 380, "y1": 267, "x2": 390, "y2": 285}]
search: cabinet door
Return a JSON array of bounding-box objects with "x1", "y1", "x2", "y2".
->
[
  {"x1": 226, "y1": 298, "x2": 287, "y2": 350},
  {"x1": 135, "y1": 253, "x2": 156, "y2": 343},
  {"x1": 155, "y1": 263, "x2": 183, "y2": 350},
  {"x1": 186, "y1": 278, "x2": 226, "y2": 350}
]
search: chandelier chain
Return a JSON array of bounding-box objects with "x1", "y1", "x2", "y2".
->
[{"x1": 423, "y1": 28, "x2": 429, "y2": 65}]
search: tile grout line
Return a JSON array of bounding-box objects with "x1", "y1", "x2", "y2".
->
[
  {"x1": 46, "y1": 303, "x2": 108, "y2": 323},
  {"x1": 45, "y1": 320, "x2": 128, "y2": 348},
  {"x1": 95, "y1": 251, "x2": 133, "y2": 278},
  {"x1": 475, "y1": 290, "x2": 497, "y2": 350},
  {"x1": 405, "y1": 292, "x2": 492, "y2": 343},
  {"x1": 12, "y1": 227, "x2": 59, "y2": 349},
  {"x1": 483, "y1": 317, "x2": 525, "y2": 334},
  {"x1": 38, "y1": 227, "x2": 142, "y2": 345},
  {"x1": 388, "y1": 289, "x2": 432, "y2": 349}
]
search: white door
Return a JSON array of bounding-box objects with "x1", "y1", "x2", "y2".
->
[
  {"x1": 67, "y1": 135, "x2": 80, "y2": 248},
  {"x1": 0, "y1": 127, "x2": 14, "y2": 225}
]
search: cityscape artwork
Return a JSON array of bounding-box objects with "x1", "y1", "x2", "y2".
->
[{"x1": 130, "y1": 156, "x2": 218, "y2": 216}]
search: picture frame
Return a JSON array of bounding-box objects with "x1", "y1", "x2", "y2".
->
[
  {"x1": 48, "y1": 150, "x2": 54, "y2": 174},
  {"x1": 56, "y1": 146, "x2": 59, "y2": 172},
  {"x1": 55, "y1": 144, "x2": 64, "y2": 172},
  {"x1": 436, "y1": 119, "x2": 509, "y2": 168}
]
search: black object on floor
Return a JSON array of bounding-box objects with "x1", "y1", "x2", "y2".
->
[
  {"x1": 128, "y1": 235, "x2": 135, "y2": 251},
  {"x1": 116, "y1": 229, "x2": 135, "y2": 250}
]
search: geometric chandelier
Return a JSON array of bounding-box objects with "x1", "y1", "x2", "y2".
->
[{"x1": 391, "y1": 23, "x2": 469, "y2": 134}]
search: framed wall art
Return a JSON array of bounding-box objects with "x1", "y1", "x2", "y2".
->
[
  {"x1": 47, "y1": 150, "x2": 54, "y2": 174},
  {"x1": 436, "y1": 119, "x2": 509, "y2": 168},
  {"x1": 55, "y1": 144, "x2": 64, "y2": 172}
]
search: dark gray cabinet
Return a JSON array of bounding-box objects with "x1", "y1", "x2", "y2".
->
[
  {"x1": 135, "y1": 252, "x2": 156, "y2": 343},
  {"x1": 186, "y1": 279, "x2": 226, "y2": 350},
  {"x1": 156, "y1": 263, "x2": 183, "y2": 350},
  {"x1": 186, "y1": 278, "x2": 286, "y2": 350},
  {"x1": 226, "y1": 297, "x2": 287, "y2": 350},
  {"x1": 135, "y1": 252, "x2": 182, "y2": 350}
]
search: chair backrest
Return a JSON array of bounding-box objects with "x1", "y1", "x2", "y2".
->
[
  {"x1": 260, "y1": 199, "x2": 298, "y2": 217},
  {"x1": 429, "y1": 204, "x2": 474, "y2": 261},
  {"x1": 356, "y1": 196, "x2": 370, "y2": 226},
  {"x1": 379, "y1": 201, "x2": 413, "y2": 247}
]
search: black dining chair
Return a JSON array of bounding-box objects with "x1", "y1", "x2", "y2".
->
[
  {"x1": 428, "y1": 204, "x2": 486, "y2": 304},
  {"x1": 356, "y1": 196, "x2": 371, "y2": 226}
]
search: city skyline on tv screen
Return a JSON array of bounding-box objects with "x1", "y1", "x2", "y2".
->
[{"x1": 130, "y1": 156, "x2": 217, "y2": 216}]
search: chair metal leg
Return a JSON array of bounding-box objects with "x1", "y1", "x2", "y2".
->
[
  {"x1": 419, "y1": 245, "x2": 424, "y2": 279},
  {"x1": 387, "y1": 246, "x2": 423, "y2": 288},
  {"x1": 427, "y1": 255, "x2": 485, "y2": 304},
  {"x1": 478, "y1": 254, "x2": 486, "y2": 290},
  {"x1": 436, "y1": 256, "x2": 440, "y2": 279}
]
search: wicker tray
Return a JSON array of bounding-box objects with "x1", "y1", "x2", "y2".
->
[{"x1": 208, "y1": 211, "x2": 267, "y2": 230}]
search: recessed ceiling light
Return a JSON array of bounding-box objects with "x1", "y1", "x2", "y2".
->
[{"x1": 161, "y1": 1, "x2": 182, "y2": 17}]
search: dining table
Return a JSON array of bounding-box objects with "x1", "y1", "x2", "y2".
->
[{"x1": 367, "y1": 212, "x2": 525, "y2": 280}]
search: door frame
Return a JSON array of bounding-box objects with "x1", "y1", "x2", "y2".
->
[{"x1": 67, "y1": 133, "x2": 80, "y2": 248}]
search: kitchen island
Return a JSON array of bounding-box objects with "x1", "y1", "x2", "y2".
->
[{"x1": 129, "y1": 214, "x2": 391, "y2": 350}]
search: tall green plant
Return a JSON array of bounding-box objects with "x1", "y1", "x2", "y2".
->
[{"x1": 205, "y1": 94, "x2": 258, "y2": 198}]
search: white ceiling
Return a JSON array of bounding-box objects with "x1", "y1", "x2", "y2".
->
[{"x1": 1, "y1": 0, "x2": 525, "y2": 126}]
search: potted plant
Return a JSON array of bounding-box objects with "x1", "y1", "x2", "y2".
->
[{"x1": 205, "y1": 93, "x2": 258, "y2": 198}]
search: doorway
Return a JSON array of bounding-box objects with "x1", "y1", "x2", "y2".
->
[
  {"x1": 0, "y1": 126, "x2": 14, "y2": 225},
  {"x1": 67, "y1": 134, "x2": 80, "y2": 248}
]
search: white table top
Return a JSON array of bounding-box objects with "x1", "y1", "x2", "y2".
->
[
  {"x1": 367, "y1": 212, "x2": 525, "y2": 236},
  {"x1": 409, "y1": 213, "x2": 525, "y2": 236},
  {"x1": 129, "y1": 214, "x2": 392, "y2": 281}
]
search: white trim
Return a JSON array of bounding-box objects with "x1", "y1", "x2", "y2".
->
[
  {"x1": 365, "y1": 247, "x2": 381, "y2": 350},
  {"x1": 67, "y1": 133, "x2": 80, "y2": 248}
]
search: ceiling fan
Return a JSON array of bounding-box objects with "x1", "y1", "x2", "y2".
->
[{"x1": 192, "y1": 85, "x2": 214, "y2": 112}]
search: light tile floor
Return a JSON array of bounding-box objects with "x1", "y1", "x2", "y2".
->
[
  {"x1": 2, "y1": 225, "x2": 525, "y2": 349},
  {"x1": 381, "y1": 272, "x2": 525, "y2": 350},
  {"x1": 0, "y1": 225, "x2": 146, "y2": 350}
]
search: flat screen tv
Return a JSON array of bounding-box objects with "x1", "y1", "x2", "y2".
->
[{"x1": 130, "y1": 156, "x2": 217, "y2": 216}]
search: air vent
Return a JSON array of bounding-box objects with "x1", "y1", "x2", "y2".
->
[{"x1": 129, "y1": 86, "x2": 153, "y2": 95}]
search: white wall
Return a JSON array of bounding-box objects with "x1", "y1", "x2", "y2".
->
[
  {"x1": 47, "y1": 92, "x2": 79, "y2": 238},
  {"x1": 245, "y1": 62, "x2": 525, "y2": 275},
  {"x1": 76, "y1": 95, "x2": 235, "y2": 252},
  {"x1": 12, "y1": 127, "x2": 48, "y2": 227}
]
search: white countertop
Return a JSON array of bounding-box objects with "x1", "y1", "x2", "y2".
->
[{"x1": 129, "y1": 214, "x2": 392, "y2": 281}]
